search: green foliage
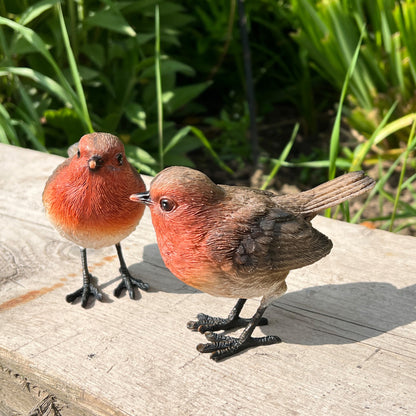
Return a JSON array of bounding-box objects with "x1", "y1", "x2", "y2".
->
[
  {"x1": 0, "y1": 0, "x2": 415, "y2": 233},
  {"x1": 287, "y1": 0, "x2": 416, "y2": 231},
  {"x1": 0, "y1": 0, "x2": 214, "y2": 169},
  {"x1": 290, "y1": 0, "x2": 416, "y2": 142},
  {"x1": 204, "y1": 104, "x2": 251, "y2": 168},
  {"x1": 261, "y1": 38, "x2": 416, "y2": 231},
  {"x1": 179, "y1": 0, "x2": 324, "y2": 152}
]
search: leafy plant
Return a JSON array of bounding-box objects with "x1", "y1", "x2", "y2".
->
[
  {"x1": 0, "y1": 0, "x2": 217, "y2": 171},
  {"x1": 281, "y1": 0, "x2": 416, "y2": 233},
  {"x1": 261, "y1": 27, "x2": 416, "y2": 230},
  {"x1": 1, "y1": 0, "x2": 415, "y2": 234},
  {"x1": 178, "y1": 0, "x2": 325, "y2": 162},
  {"x1": 290, "y1": 0, "x2": 416, "y2": 144}
]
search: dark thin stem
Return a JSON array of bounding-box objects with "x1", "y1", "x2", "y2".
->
[
  {"x1": 237, "y1": 0, "x2": 259, "y2": 164},
  {"x1": 155, "y1": 4, "x2": 164, "y2": 170}
]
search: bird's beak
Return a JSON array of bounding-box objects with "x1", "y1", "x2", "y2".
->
[
  {"x1": 88, "y1": 155, "x2": 103, "y2": 170},
  {"x1": 130, "y1": 191, "x2": 152, "y2": 205}
]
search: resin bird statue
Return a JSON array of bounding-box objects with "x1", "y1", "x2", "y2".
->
[
  {"x1": 43, "y1": 132, "x2": 149, "y2": 307},
  {"x1": 131, "y1": 166, "x2": 375, "y2": 360}
]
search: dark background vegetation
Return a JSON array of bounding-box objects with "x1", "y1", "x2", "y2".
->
[{"x1": 1, "y1": 0, "x2": 415, "y2": 233}]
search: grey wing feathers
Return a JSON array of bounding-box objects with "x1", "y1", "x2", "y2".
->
[{"x1": 233, "y1": 208, "x2": 333, "y2": 273}]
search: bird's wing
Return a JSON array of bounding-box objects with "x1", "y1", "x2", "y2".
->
[{"x1": 206, "y1": 202, "x2": 333, "y2": 275}]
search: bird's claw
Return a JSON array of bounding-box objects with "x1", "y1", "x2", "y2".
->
[
  {"x1": 197, "y1": 331, "x2": 281, "y2": 361},
  {"x1": 187, "y1": 313, "x2": 268, "y2": 333},
  {"x1": 66, "y1": 282, "x2": 103, "y2": 308},
  {"x1": 113, "y1": 270, "x2": 149, "y2": 299}
]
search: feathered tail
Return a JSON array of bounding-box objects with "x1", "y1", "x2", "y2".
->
[{"x1": 276, "y1": 171, "x2": 375, "y2": 216}]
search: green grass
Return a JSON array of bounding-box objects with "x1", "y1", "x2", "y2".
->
[
  {"x1": 0, "y1": 0, "x2": 225, "y2": 172},
  {"x1": 0, "y1": 0, "x2": 415, "y2": 234}
]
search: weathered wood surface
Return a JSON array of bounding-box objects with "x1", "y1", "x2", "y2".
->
[{"x1": 0, "y1": 143, "x2": 415, "y2": 416}]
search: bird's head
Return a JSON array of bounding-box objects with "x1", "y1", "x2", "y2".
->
[
  {"x1": 130, "y1": 166, "x2": 225, "y2": 229},
  {"x1": 70, "y1": 133, "x2": 127, "y2": 172}
]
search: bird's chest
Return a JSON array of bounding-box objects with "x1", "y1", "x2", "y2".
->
[
  {"x1": 61, "y1": 174, "x2": 119, "y2": 218},
  {"x1": 154, "y1": 221, "x2": 220, "y2": 286}
]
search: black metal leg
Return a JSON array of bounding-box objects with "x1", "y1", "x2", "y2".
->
[{"x1": 113, "y1": 243, "x2": 149, "y2": 299}]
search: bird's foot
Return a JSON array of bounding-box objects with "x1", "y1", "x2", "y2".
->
[
  {"x1": 187, "y1": 313, "x2": 268, "y2": 333},
  {"x1": 197, "y1": 332, "x2": 281, "y2": 361},
  {"x1": 113, "y1": 269, "x2": 149, "y2": 299},
  {"x1": 66, "y1": 278, "x2": 103, "y2": 308}
]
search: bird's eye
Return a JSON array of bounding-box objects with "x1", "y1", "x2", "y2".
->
[
  {"x1": 116, "y1": 153, "x2": 123, "y2": 165},
  {"x1": 160, "y1": 198, "x2": 175, "y2": 212},
  {"x1": 77, "y1": 149, "x2": 80, "y2": 158}
]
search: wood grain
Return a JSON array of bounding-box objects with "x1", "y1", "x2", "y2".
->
[{"x1": 0, "y1": 143, "x2": 415, "y2": 415}]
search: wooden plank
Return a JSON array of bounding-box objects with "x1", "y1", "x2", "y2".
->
[{"x1": 0, "y1": 143, "x2": 415, "y2": 415}]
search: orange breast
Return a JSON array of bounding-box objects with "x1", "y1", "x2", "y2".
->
[{"x1": 43, "y1": 164, "x2": 145, "y2": 249}]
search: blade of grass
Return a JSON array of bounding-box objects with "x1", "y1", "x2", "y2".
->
[
  {"x1": 163, "y1": 126, "x2": 192, "y2": 155},
  {"x1": 259, "y1": 157, "x2": 353, "y2": 171},
  {"x1": 155, "y1": 4, "x2": 163, "y2": 170},
  {"x1": 276, "y1": 159, "x2": 352, "y2": 170},
  {"x1": 189, "y1": 126, "x2": 234, "y2": 175},
  {"x1": 339, "y1": 200, "x2": 350, "y2": 223},
  {"x1": 351, "y1": 152, "x2": 405, "y2": 224},
  {"x1": 0, "y1": 67, "x2": 74, "y2": 104},
  {"x1": 388, "y1": 120, "x2": 416, "y2": 231},
  {"x1": 373, "y1": 113, "x2": 416, "y2": 146},
  {"x1": 17, "y1": 120, "x2": 48, "y2": 152},
  {"x1": 20, "y1": 0, "x2": 60, "y2": 26},
  {"x1": 0, "y1": 15, "x2": 89, "y2": 129},
  {"x1": 56, "y1": 3, "x2": 92, "y2": 132},
  {"x1": 15, "y1": 78, "x2": 46, "y2": 146},
  {"x1": 0, "y1": 17, "x2": 78, "y2": 104},
  {"x1": 328, "y1": 25, "x2": 366, "y2": 181},
  {"x1": 350, "y1": 101, "x2": 398, "y2": 171},
  {"x1": 326, "y1": 25, "x2": 365, "y2": 218},
  {"x1": 261, "y1": 123, "x2": 299, "y2": 190},
  {"x1": 396, "y1": 0, "x2": 416, "y2": 85},
  {"x1": 392, "y1": 221, "x2": 416, "y2": 233},
  {"x1": 391, "y1": 32, "x2": 405, "y2": 98},
  {"x1": 328, "y1": 2, "x2": 372, "y2": 109},
  {"x1": 0, "y1": 103, "x2": 19, "y2": 145},
  {"x1": 401, "y1": 173, "x2": 416, "y2": 189}
]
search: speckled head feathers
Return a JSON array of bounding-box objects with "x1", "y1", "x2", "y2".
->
[
  {"x1": 76, "y1": 132, "x2": 125, "y2": 158},
  {"x1": 149, "y1": 166, "x2": 224, "y2": 207}
]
